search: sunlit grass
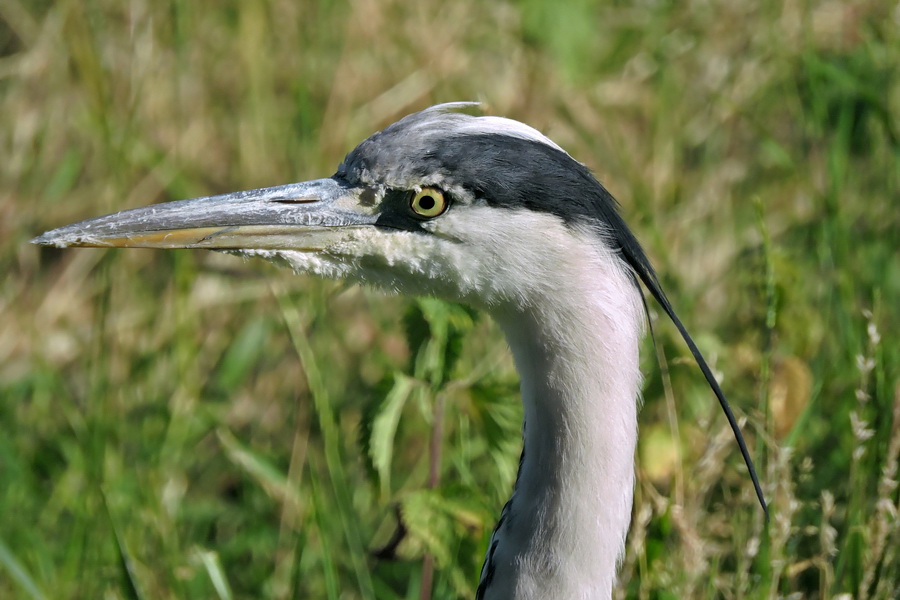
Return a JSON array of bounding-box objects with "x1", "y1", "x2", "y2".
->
[{"x1": 2, "y1": 0, "x2": 898, "y2": 598}]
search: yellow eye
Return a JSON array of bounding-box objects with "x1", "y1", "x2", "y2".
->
[{"x1": 410, "y1": 187, "x2": 448, "y2": 218}]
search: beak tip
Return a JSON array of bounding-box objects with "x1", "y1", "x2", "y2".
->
[
  {"x1": 31, "y1": 232, "x2": 57, "y2": 247},
  {"x1": 31, "y1": 228, "x2": 91, "y2": 248}
]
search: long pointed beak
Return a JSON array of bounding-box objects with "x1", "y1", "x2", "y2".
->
[{"x1": 32, "y1": 178, "x2": 375, "y2": 251}]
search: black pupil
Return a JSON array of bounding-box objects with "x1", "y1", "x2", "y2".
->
[{"x1": 418, "y1": 195, "x2": 436, "y2": 211}]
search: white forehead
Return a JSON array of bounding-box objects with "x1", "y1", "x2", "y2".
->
[
  {"x1": 402, "y1": 103, "x2": 567, "y2": 154},
  {"x1": 451, "y1": 115, "x2": 566, "y2": 153}
]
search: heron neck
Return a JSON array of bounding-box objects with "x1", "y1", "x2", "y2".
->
[{"x1": 486, "y1": 259, "x2": 644, "y2": 599}]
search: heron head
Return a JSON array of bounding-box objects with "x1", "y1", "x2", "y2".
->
[{"x1": 33, "y1": 103, "x2": 638, "y2": 310}]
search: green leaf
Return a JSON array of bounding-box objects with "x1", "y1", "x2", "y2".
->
[
  {"x1": 407, "y1": 298, "x2": 476, "y2": 388},
  {"x1": 400, "y1": 490, "x2": 455, "y2": 567},
  {"x1": 367, "y1": 373, "x2": 417, "y2": 499}
]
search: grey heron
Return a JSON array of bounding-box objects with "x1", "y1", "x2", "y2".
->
[{"x1": 33, "y1": 103, "x2": 766, "y2": 599}]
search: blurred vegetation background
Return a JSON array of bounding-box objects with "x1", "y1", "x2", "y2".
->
[{"x1": 2, "y1": 0, "x2": 898, "y2": 598}]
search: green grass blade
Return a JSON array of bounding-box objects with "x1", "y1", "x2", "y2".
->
[
  {"x1": 274, "y1": 284, "x2": 376, "y2": 599},
  {"x1": 0, "y1": 537, "x2": 48, "y2": 600},
  {"x1": 196, "y1": 549, "x2": 233, "y2": 600}
]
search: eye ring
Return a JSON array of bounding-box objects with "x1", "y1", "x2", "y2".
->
[{"x1": 410, "y1": 187, "x2": 448, "y2": 218}]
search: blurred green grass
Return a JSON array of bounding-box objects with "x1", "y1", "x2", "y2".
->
[{"x1": 2, "y1": 0, "x2": 899, "y2": 598}]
